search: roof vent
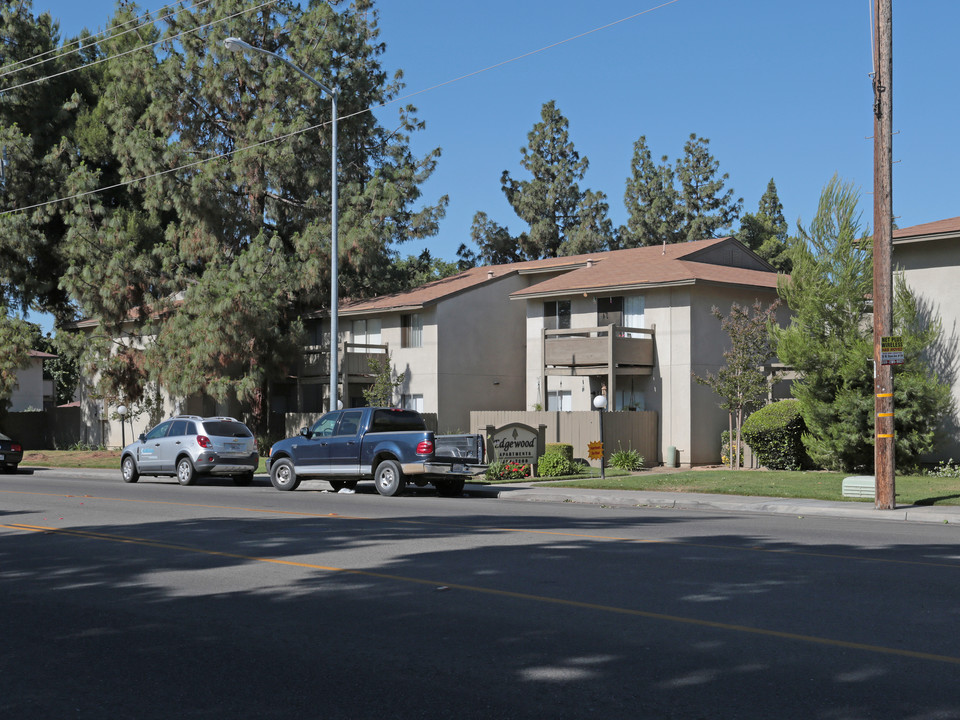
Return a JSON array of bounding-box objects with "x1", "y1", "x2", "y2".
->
[
  {"x1": 487, "y1": 270, "x2": 495, "y2": 279},
  {"x1": 586, "y1": 260, "x2": 594, "y2": 268}
]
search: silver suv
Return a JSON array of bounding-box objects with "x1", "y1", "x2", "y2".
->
[{"x1": 120, "y1": 415, "x2": 259, "y2": 486}]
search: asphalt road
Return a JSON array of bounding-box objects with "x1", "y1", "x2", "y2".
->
[{"x1": 2, "y1": 468, "x2": 960, "y2": 719}]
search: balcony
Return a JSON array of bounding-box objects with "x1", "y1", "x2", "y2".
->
[
  {"x1": 543, "y1": 324, "x2": 654, "y2": 376},
  {"x1": 298, "y1": 342, "x2": 388, "y2": 381}
]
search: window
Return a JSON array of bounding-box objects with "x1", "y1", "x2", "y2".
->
[
  {"x1": 371, "y1": 409, "x2": 427, "y2": 433},
  {"x1": 336, "y1": 410, "x2": 364, "y2": 437},
  {"x1": 145, "y1": 421, "x2": 172, "y2": 440},
  {"x1": 623, "y1": 296, "x2": 645, "y2": 336},
  {"x1": 597, "y1": 296, "x2": 623, "y2": 326},
  {"x1": 544, "y1": 300, "x2": 571, "y2": 330},
  {"x1": 169, "y1": 419, "x2": 189, "y2": 437},
  {"x1": 310, "y1": 412, "x2": 340, "y2": 437},
  {"x1": 353, "y1": 318, "x2": 382, "y2": 346},
  {"x1": 401, "y1": 313, "x2": 422, "y2": 348},
  {"x1": 401, "y1": 394, "x2": 424, "y2": 412},
  {"x1": 547, "y1": 390, "x2": 572, "y2": 411}
]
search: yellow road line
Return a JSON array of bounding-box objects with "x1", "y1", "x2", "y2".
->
[
  {"x1": 4, "y1": 521, "x2": 960, "y2": 667},
  {"x1": 3, "y1": 488, "x2": 960, "y2": 570}
]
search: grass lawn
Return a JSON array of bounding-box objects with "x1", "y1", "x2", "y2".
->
[{"x1": 546, "y1": 469, "x2": 960, "y2": 506}]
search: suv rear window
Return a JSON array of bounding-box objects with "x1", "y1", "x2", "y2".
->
[
  {"x1": 203, "y1": 421, "x2": 253, "y2": 438},
  {"x1": 369, "y1": 410, "x2": 426, "y2": 433}
]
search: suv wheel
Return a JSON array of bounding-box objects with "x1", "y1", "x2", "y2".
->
[
  {"x1": 177, "y1": 457, "x2": 196, "y2": 486},
  {"x1": 121, "y1": 456, "x2": 140, "y2": 483}
]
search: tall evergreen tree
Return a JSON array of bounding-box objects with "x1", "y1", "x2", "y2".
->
[
  {"x1": 675, "y1": 133, "x2": 742, "y2": 242},
  {"x1": 620, "y1": 135, "x2": 681, "y2": 247},
  {"x1": 736, "y1": 178, "x2": 791, "y2": 271},
  {"x1": 34, "y1": 0, "x2": 446, "y2": 430},
  {"x1": 772, "y1": 176, "x2": 951, "y2": 472},
  {"x1": 473, "y1": 100, "x2": 612, "y2": 260}
]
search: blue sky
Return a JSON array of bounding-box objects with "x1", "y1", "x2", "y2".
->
[{"x1": 28, "y1": 0, "x2": 960, "y2": 327}]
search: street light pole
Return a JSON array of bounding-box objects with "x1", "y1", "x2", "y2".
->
[{"x1": 223, "y1": 37, "x2": 340, "y2": 411}]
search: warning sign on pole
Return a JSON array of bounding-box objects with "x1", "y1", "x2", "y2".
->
[
  {"x1": 880, "y1": 335, "x2": 904, "y2": 366},
  {"x1": 587, "y1": 441, "x2": 603, "y2": 460}
]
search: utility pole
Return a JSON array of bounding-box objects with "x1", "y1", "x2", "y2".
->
[{"x1": 873, "y1": 0, "x2": 895, "y2": 509}]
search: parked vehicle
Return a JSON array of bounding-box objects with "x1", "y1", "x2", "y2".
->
[
  {"x1": 266, "y1": 407, "x2": 485, "y2": 496},
  {"x1": 0, "y1": 431, "x2": 23, "y2": 473},
  {"x1": 120, "y1": 415, "x2": 258, "y2": 486}
]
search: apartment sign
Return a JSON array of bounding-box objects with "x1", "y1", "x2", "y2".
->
[{"x1": 489, "y1": 423, "x2": 540, "y2": 466}]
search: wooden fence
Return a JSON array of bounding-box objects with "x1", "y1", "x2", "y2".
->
[{"x1": 470, "y1": 410, "x2": 658, "y2": 467}]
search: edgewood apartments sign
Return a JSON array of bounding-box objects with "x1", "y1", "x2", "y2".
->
[{"x1": 486, "y1": 422, "x2": 543, "y2": 469}]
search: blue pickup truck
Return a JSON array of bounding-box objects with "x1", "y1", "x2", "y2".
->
[{"x1": 266, "y1": 407, "x2": 486, "y2": 496}]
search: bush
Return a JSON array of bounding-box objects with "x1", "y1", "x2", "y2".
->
[
  {"x1": 485, "y1": 460, "x2": 531, "y2": 481},
  {"x1": 609, "y1": 445, "x2": 644, "y2": 471},
  {"x1": 536, "y1": 452, "x2": 581, "y2": 477},
  {"x1": 544, "y1": 443, "x2": 573, "y2": 460},
  {"x1": 741, "y1": 399, "x2": 809, "y2": 471}
]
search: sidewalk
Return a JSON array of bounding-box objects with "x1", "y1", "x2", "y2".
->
[{"x1": 469, "y1": 481, "x2": 960, "y2": 525}]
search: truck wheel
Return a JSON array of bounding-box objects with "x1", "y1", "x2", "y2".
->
[
  {"x1": 329, "y1": 480, "x2": 358, "y2": 492},
  {"x1": 374, "y1": 460, "x2": 405, "y2": 497},
  {"x1": 436, "y1": 478, "x2": 465, "y2": 497},
  {"x1": 177, "y1": 457, "x2": 196, "y2": 486},
  {"x1": 121, "y1": 456, "x2": 140, "y2": 483},
  {"x1": 270, "y1": 458, "x2": 300, "y2": 491}
]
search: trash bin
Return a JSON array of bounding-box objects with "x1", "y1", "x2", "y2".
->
[{"x1": 665, "y1": 445, "x2": 678, "y2": 468}]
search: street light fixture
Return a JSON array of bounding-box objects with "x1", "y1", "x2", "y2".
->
[
  {"x1": 117, "y1": 404, "x2": 127, "y2": 447},
  {"x1": 593, "y1": 392, "x2": 607, "y2": 480},
  {"x1": 223, "y1": 36, "x2": 340, "y2": 411}
]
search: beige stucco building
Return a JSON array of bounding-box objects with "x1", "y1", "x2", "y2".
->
[
  {"x1": 292, "y1": 237, "x2": 785, "y2": 465},
  {"x1": 893, "y1": 216, "x2": 960, "y2": 462}
]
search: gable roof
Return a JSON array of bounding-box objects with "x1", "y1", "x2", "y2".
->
[
  {"x1": 341, "y1": 237, "x2": 781, "y2": 314},
  {"x1": 510, "y1": 237, "x2": 781, "y2": 300},
  {"x1": 893, "y1": 216, "x2": 960, "y2": 244}
]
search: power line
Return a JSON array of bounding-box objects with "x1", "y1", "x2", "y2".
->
[
  {"x1": 0, "y1": 0, "x2": 217, "y2": 79},
  {"x1": 0, "y1": 0, "x2": 277, "y2": 96},
  {"x1": 1, "y1": 0, "x2": 682, "y2": 217}
]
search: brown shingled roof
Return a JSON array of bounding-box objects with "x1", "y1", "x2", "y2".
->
[
  {"x1": 511, "y1": 237, "x2": 780, "y2": 299},
  {"x1": 893, "y1": 216, "x2": 960, "y2": 241},
  {"x1": 339, "y1": 237, "x2": 780, "y2": 314}
]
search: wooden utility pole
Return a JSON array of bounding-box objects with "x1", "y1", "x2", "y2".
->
[{"x1": 873, "y1": 0, "x2": 895, "y2": 509}]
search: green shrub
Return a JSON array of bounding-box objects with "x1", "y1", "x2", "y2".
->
[
  {"x1": 741, "y1": 399, "x2": 809, "y2": 471},
  {"x1": 609, "y1": 445, "x2": 644, "y2": 471},
  {"x1": 544, "y1": 443, "x2": 573, "y2": 460},
  {"x1": 537, "y1": 452, "x2": 580, "y2": 477},
  {"x1": 925, "y1": 459, "x2": 960, "y2": 478}
]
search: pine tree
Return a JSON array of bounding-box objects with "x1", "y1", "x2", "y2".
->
[
  {"x1": 675, "y1": 134, "x2": 742, "y2": 242},
  {"x1": 736, "y1": 178, "x2": 791, "y2": 271},
  {"x1": 47, "y1": 0, "x2": 446, "y2": 431},
  {"x1": 772, "y1": 176, "x2": 951, "y2": 472},
  {"x1": 474, "y1": 100, "x2": 612, "y2": 259},
  {"x1": 620, "y1": 135, "x2": 681, "y2": 247}
]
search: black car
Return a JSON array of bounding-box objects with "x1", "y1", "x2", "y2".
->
[{"x1": 0, "y1": 431, "x2": 23, "y2": 473}]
